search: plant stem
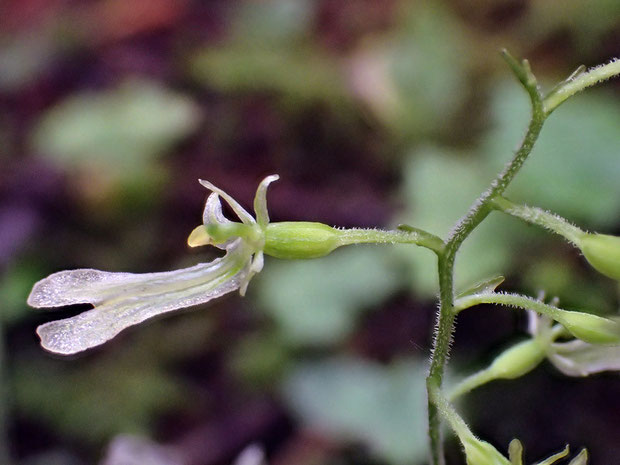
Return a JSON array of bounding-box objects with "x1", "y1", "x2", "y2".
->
[
  {"x1": 337, "y1": 227, "x2": 445, "y2": 254},
  {"x1": 453, "y1": 292, "x2": 577, "y2": 322},
  {"x1": 428, "y1": 384, "x2": 474, "y2": 442},
  {"x1": 543, "y1": 58, "x2": 620, "y2": 114},
  {"x1": 489, "y1": 196, "x2": 584, "y2": 244},
  {"x1": 447, "y1": 368, "x2": 496, "y2": 401},
  {"x1": 425, "y1": 51, "x2": 546, "y2": 465}
]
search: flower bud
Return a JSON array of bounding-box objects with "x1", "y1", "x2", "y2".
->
[
  {"x1": 462, "y1": 437, "x2": 511, "y2": 465},
  {"x1": 567, "y1": 449, "x2": 588, "y2": 465},
  {"x1": 555, "y1": 310, "x2": 620, "y2": 345},
  {"x1": 578, "y1": 233, "x2": 620, "y2": 280},
  {"x1": 508, "y1": 439, "x2": 523, "y2": 465},
  {"x1": 488, "y1": 339, "x2": 546, "y2": 380},
  {"x1": 263, "y1": 222, "x2": 341, "y2": 259}
]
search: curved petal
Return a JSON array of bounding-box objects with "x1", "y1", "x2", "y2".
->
[
  {"x1": 253, "y1": 174, "x2": 279, "y2": 228},
  {"x1": 199, "y1": 179, "x2": 255, "y2": 225},
  {"x1": 203, "y1": 193, "x2": 237, "y2": 250},
  {"x1": 203, "y1": 193, "x2": 231, "y2": 226}
]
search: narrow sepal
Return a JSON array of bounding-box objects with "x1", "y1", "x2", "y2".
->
[
  {"x1": 199, "y1": 179, "x2": 255, "y2": 225},
  {"x1": 253, "y1": 174, "x2": 279, "y2": 228}
]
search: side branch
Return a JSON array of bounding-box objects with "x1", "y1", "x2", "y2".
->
[
  {"x1": 544, "y1": 58, "x2": 620, "y2": 114},
  {"x1": 336, "y1": 227, "x2": 445, "y2": 254},
  {"x1": 489, "y1": 196, "x2": 584, "y2": 244}
]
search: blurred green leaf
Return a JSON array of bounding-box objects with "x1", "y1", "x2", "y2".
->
[
  {"x1": 349, "y1": 2, "x2": 469, "y2": 139},
  {"x1": 230, "y1": 332, "x2": 290, "y2": 388},
  {"x1": 523, "y1": 0, "x2": 620, "y2": 53},
  {"x1": 13, "y1": 352, "x2": 183, "y2": 444},
  {"x1": 10, "y1": 308, "x2": 216, "y2": 445},
  {"x1": 189, "y1": 0, "x2": 350, "y2": 110},
  {"x1": 256, "y1": 247, "x2": 402, "y2": 346},
  {"x1": 190, "y1": 45, "x2": 349, "y2": 108},
  {"x1": 482, "y1": 81, "x2": 620, "y2": 228},
  {"x1": 283, "y1": 357, "x2": 428, "y2": 465},
  {"x1": 233, "y1": 0, "x2": 313, "y2": 44},
  {"x1": 31, "y1": 80, "x2": 200, "y2": 176},
  {"x1": 399, "y1": 147, "x2": 529, "y2": 296}
]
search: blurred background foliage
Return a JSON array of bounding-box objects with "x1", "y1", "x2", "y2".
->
[{"x1": 0, "y1": 0, "x2": 619, "y2": 464}]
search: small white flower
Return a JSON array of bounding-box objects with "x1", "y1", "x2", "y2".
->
[
  {"x1": 28, "y1": 175, "x2": 279, "y2": 355},
  {"x1": 548, "y1": 338, "x2": 620, "y2": 377},
  {"x1": 527, "y1": 310, "x2": 620, "y2": 377}
]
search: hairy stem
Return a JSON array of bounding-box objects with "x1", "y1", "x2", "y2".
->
[
  {"x1": 490, "y1": 196, "x2": 584, "y2": 244},
  {"x1": 337, "y1": 227, "x2": 445, "y2": 254},
  {"x1": 454, "y1": 292, "x2": 572, "y2": 319},
  {"x1": 544, "y1": 59, "x2": 620, "y2": 114},
  {"x1": 428, "y1": 383, "x2": 473, "y2": 441},
  {"x1": 426, "y1": 51, "x2": 546, "y2": 465}
]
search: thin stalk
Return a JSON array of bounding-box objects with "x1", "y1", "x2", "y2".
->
[
  {"x1": 543, "y1": 59, "x2": 620, "y2": 114},
  {"x1": 428, "y1": 384, "x2": 473, "y2": 442},
  {"x1": 454, "y1": 292, "x2": 572, "y2": 318},
  {"x1": 336, "y1": 227, "x2": 445, "y2": 254},
  {"x1": 448, "y1": 368, "x2": 496, "y2": 401},
  {"x1": 426, "y1": 51, "x2": 546, "y2": 465},
  {"x1": 490, "y1": 196, "x2": 584, "y2": 244}
]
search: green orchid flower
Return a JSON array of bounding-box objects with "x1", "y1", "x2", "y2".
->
[{"x1": 28, "y1": 175, "x2": 280, "y2": 355}]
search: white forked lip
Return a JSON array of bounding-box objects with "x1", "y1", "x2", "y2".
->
[{"x1": 29, "y1": 240, "x2": 250, "y2": 355}]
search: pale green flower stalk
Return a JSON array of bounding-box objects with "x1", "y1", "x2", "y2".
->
[
  {"x1": 490, "y1": 196, "x2": 620, "y2": 281},
  {"x1": 543, "y1": 58, "x2": 620, "y2": 114},
  {"x1": 28, "y1": 175, "x2": 441, "y2": 355}
]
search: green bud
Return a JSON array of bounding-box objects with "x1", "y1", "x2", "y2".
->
[
  {"x1": 508, "y1": 439, "x2": 523, "y2": 465},
  {"x1": 555, "y1": 310, "x2": 620, "y2": 345},
  {"x1": 567, "y1": 449, "x2": 588, "y2": 465},
  {"x1": 578, "y1": 233, "x2": 620, "y2": 280},
  {"x1": 462, "y1": 437, "x2": 511, "y2": 465},
  {"x1": 263, "y1": 222, "x2": 341, "y2": 259},
  {"x1": 488, "y1": 340, "x2": 546, "y2": 380}
]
